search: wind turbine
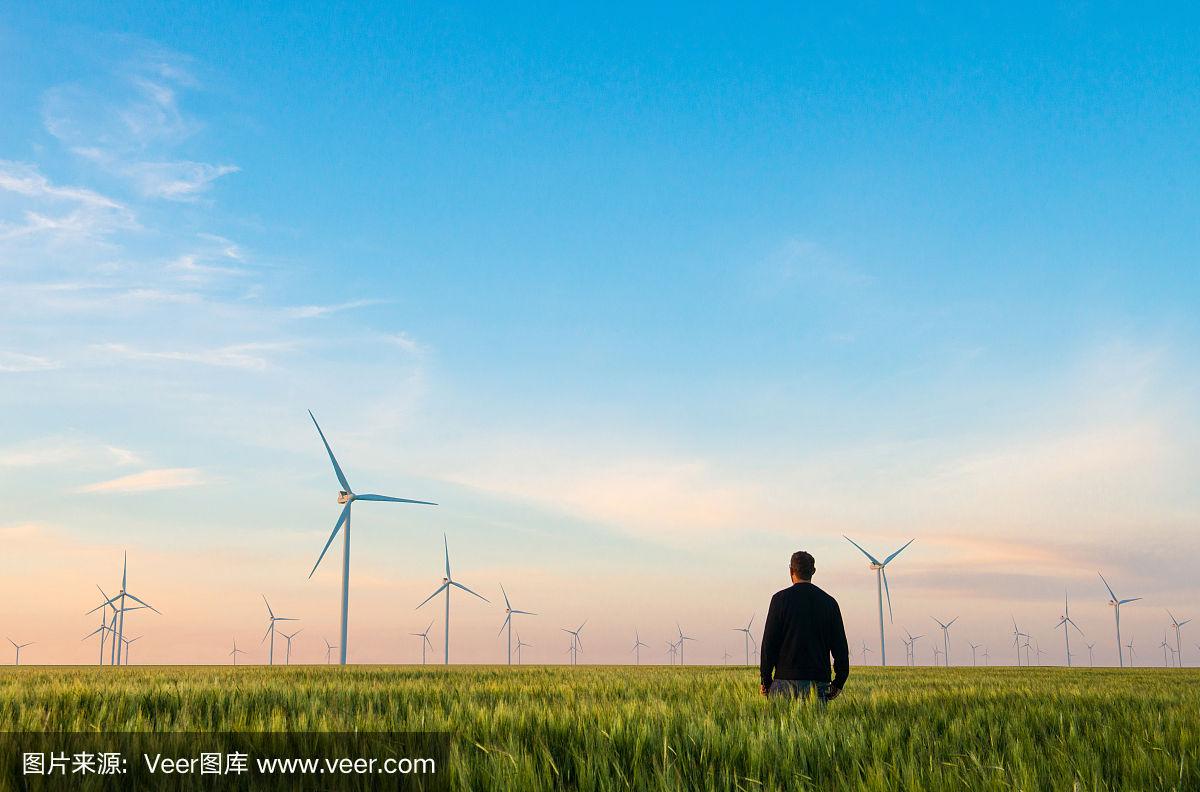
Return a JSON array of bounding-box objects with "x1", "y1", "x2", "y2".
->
[
  {"x1": 931, "y1": 617, "x2": 958, "y2": 667},
  {"x1": 7, "y1": 639, "x2": 32, "y2": 665},
  {"x1": 516, "y1": 633, "x2": 530, "y2": 667},
  {"x1": 1168, "y1": 611, "x2": 1191, "y2": 667},
  {"x1": 229, "y1": 639, "x2": 246, "y2": 665},
  {"x1": 665, "y1": 640, "x2": 678, "y2": 665},
  {"x1": 560, "y1": 621, "x2": 586, "y2": 666},
  {"x1": 1160, "y1": 633, "x2": 1172, "y2": 668},
  {"x1": 121, "y1": 635, "x2": 140, "y2": 664},
  {"x1": 733, "y1": 615, "x2": 755, "y2": 666},
  {"x1": 307, "y1": 410, "x2": 437, "y2": 665},
  {"x1": 860, "y1": 641, "x2": 873, "y2": 664},
  {"x1": 904, "y1": 630, "x2": 924, "y2": 666},
  {"x1": 632, "y1": 631, "x2": 648, "y2": 665},
  {"x1": 1086, "y1": 642, "x2": 1096, "y2": 667},
  {"x1": 968, "y1": 642, "x2": 981, "y2": 667},
  {"x1": 1033, "y1": 639, "x2": 1046, "y2": 666},
  {"x1": 281, "y1": 629, "x2": 303, "y2": 665},
  {"x1": 676, "y1": 624, "x2": 696, "y2": 665},
  {"x1": 82, "y1": 623, "x2": 111, "y2": 666},
  {"x1": 260, "y1": 596, "x2": 297, "y2": 666},
  {"x1": 409, "y1": 621, "x2": 433, "y2": 665},
  {"x1": 323, "y1": 638, "x2": 338, "y2": 665},
  {"x1": 982, "y1": 646, "x2": 990, "y2": 666},
  {"x1": 843, "y1": 536, "x2": 915, "y2": 666},
  {"x1": 1099, "y1": 572, "x2": 1140, "y2": 668},
  {"x1": 1126, "y1": 638, "x2": 1137, "y2": 666},
  {"x1": 92, "y1": 553, "x2": 159, "y2": 666},
  {"x1": 416, "y1": 535, "x2": 489, "y2": 665},
  {"x1": 932, "y1": 645, "x2": 942, "y2": 666},
  {"x1": 1055, "y1": 590, "x2": 1085, "y2": 667},
  {"x1": 498, "y1": 584, "x2": 536, "y2": 665},
  {"x1": 83, "y1": 584, "x2": 116, "y2": 665},
  {"x1": 723, "y1": 648, "x2": 731, "y2": 665},
  {"x1": 1010, "y1": 617, "x2": 1029, "y2": 667}
]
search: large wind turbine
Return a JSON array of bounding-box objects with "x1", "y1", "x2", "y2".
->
[
  {"x1": 498, "y1": 584, "x2": 536, "y2": 665},
  {"x1": 307, "y1": 411, "x2": 437, "y2": 665},
  {"x1": 1168, "y1": 611, "x2": 1191, "y2": 667},
  {"x1": 409, "y1": 621, "x2": 433, "y2": 665},
  {"x1": 931, "y1": 616, "x2": 958, "y2": 666},
  {"x1": 7, "y1": 639, "x2": 32, "y2": 665},
  {"x1": 561, "y1": 621, "x2": 586, "y2": 665},
  {"x1": 1055, "y1": 590, "x2": 1085, "y2": 667},
  {"x1": 676, "y1": 623, "x2": 696, "y2": 665},
  {"x1": 416, "y1": 535, "x2": 489, "y2": 665},
  {"x1": 1099, "y1": 572, "x2": 1140, "y2": 667},
  {"x1": 733, "y1": 615, "x2": 755, "y2": 666},
  {"x1": 844, "y1": 536, "x2": 915, "y2": 666},
  {"x1": 261, "y1": 596, "x2": 297, "y2": 666},
  {"x1": 632, "y1": 631, "x2": 648, "y2": 665}
]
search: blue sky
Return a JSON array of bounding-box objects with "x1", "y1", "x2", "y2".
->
[{"x1": 1, "y1": 3, "x2": 1197, "y2": 666}]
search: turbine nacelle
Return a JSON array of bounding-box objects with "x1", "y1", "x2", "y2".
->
[{"x1": 337, "y1": 491, "x2": 353, "y2": 504}]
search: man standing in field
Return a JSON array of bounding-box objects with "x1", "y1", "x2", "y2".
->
[{"x1": 760, "y1": 550, "x2": 850, "y2": 702}]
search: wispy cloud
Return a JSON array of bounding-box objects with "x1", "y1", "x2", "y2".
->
[
  {"x1": 0, "y1": 351, "x2": 61, "y2": 373},
  {"x1": 283, "y1": 299, "x2": 384, "y2": 319},
  {"x1": 78, "y1": 467, "x2": 205, "y2": 493},
  {"x1": 0, "y1": 161, "x2": 136, "y2": 241},
  {"x1": 93, "y1": 341, "x2": 294, "y2": 370}
]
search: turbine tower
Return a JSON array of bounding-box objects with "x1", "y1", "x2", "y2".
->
[
  {"x1": 733, "y1": 615, "x2": 755, "y2": 666},
  {"x1": 7, "y1": 639, "x2": 32, "y2": 666},
  {"x1": 498, "y1": 584, "x2": 536, "y2": 665},
  {"x1": 307, "y1": 410, "x2": 437, "y2": 665},
  {"x1": 1168, "y1": 611, "x2": 1191, "y2": 667},
  {"x1": 416, "y1": 534, "x2": 489, "y2": 665},
  {"x1": 1055, "y1": 590, "x2": 1085, "y2": 667},
  {"x1": 260, "y1": 596, "x2": 297, "y2": 666},
  {"x1": 931, "y1": 617, "x2": 958, "y2": 666},
  {"x1": 409, "y1": 621, "x2": 433, "y2": 665},
  {"x1": 843, "y1": 536, "x2": 915, "y2": 666},
  {"x1": 632, "y1": 631, "x2": 648, "y2": 665},
  {"x1": 1099, "y1": 572, "x2": 1140, "y2": 667}
]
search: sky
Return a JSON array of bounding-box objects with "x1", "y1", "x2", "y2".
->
[{"x1": 1, "y1": 3, "x2": 1198, "y2": 668}]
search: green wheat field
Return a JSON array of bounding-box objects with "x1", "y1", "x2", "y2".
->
[{"x1": 1, "y1": 665, "x2": 1198, "y2": 791}]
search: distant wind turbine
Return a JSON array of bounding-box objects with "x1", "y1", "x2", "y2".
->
[
  {"x1": 409, "y1": 621, "x2": 433, "y2": 665},
  {"x1": 904, "y1": 629, "x2": 924, "y2": 666},
  {"x1": 1126, "y1": 638, "x2": 1137, "y2": 666},
  {"x1": 982, "y1": 646, "x2": 990, "y2": 666},
  {"x1": 561, "y1": 621, "x2": 586, "y2": 665},
  {"x1": 632, "y1": 631, "x2": 648, "y2": 665},
  {"x1": 968, "y1": 642, "x2": 981, "y2": 667},
  {"x1": 260, "y1": 596, "x2": 297, "y2": 666},
  {"x1": 121, "y1": 635, "x2": 141, "y2": 664},
  {"x1": 665, "y1": 639, "x2": 678, "y2": 665},
  {"x1": 723, "y1": 648, "x2": 731, "y2": 665},
  {"x1": 498, "y1": 584, "x2": 536, "y2": 665},
  {"x1": 229, "y1": 639, "x2": 247, "y2": 665},
  {"x1": 1099, "y1": 572, "x2": 1140, "y2": 668},
  {"x1": 91, "y1": 553, "x2": 159, "y2": 666},
  {"x1": 844, "y1": 536, "x2": 915, "y2": 666},
  {"x1": 1160, "y1": 633, "x2": 1172, "y2": 668},
  {"x1": 307, "y1": 410, "x2": 437, "y2": 665},
  {"x1": 1011, "y1": 617, "x2": 1029, "y2": 667},
  {"x1": 733, "y1": 615, "x2": 755, "y2": 666},
  {"x1": 323, "y1": 638, "x2": 338, "y2": 665},
  {"x1": 860, "y1": 641, "x2": 873, "y2": 664},
  {"x1": 676, "y1": 624, "x2": 696, "y2": 665},
  {"x1": 1168, "y1": 611, "x2": 1190, "y2": 667},
  {"x1": 931, "y1": 617, "x2": 958, "y2": 667},
  {"x1": 1055, "y1": 590, "x2": 1085, "y2": 667},
  {"x1": 515, "y1": 634, "x2": 530, "y2": 664},
  {"x1": 7, "y1": 639, "x2": 32, "y2": 666},
  {"x1": 416, "y1": 535, "x2": 489, "y2": 665},
  {"x1": 281, "y1": 629, "x2": 303, "y2": 665},
  {"x1": 1086, "y1": 641, "x2": 1096, "y2": 667}
]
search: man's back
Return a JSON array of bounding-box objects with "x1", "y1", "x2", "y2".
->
[{"x1": 760, "y1": 581, "x2": 850, "y2": 693}]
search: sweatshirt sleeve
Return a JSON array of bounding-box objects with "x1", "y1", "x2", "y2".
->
[
  {"x1": 760, "y1": 591, "x2": 782, "y2": 688},
  {"x1": 829, "y1": 599, "x2": 850, "y2": 690}
]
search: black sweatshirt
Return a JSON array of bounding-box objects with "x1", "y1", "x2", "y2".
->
[{"x1": 760, "y1": 581, "x2": 850, "y2": 690}]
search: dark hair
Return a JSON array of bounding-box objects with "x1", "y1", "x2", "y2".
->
[{"x1": 790, "y1": 551, "x2": 816, "y2": 579}]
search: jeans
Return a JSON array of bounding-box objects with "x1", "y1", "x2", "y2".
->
[{"x1": 768, "y1": 679, "x2": 830, "y2": 703}]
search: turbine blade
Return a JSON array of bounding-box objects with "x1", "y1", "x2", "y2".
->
[
  {"x1": 512, "y1": 610, "x2": 536, "y2": 616},
  {"x1": 451, "y1": 581, "x2": 489, "y2": 602},
  {"x1": 498, "y1": 614, "x2": 511, "y2": 637},
  {"x1": 123, "y1": 593, "x2": 160, "y2": 614},
  {"x1": 947, "y1": 617, "x2": 958, "y2": 628},
  {"x1": 354, "y1": 494, "x2": 438, "y2": 505},
  {"x1": 443, "y1": 534, "x2": 451, "y2": 580},
  {"x1": 308, "y1": 503, "x2": 351, "y2": 578},
  {"x1": 883, "y1": 538, "x2": 916, "y2": 565},
  {"x1": 416, "y1": 583, "x2": 449, "y2": 610},
  {"x1": 842, "y1": 535, "x2": 882, "y2": 565},
  {"x1": 501, "y1": 583, "x2": 511, "y2": 611},
  {"x1": 1098, "y1": 572, "x2": 1117, "y2": 601},
  {"x1": 261, "y1": 623, "x2": 273, "y2": 645},
  {"x1": 309, "y1": 410, "x2": 351, "y2": 492},
  {"x1": 262, "y1": 594, "x2": 274, "y2": 619},
  {"x1": 1120, "y1": 597, "x2": 1142, "y2": 605}
]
